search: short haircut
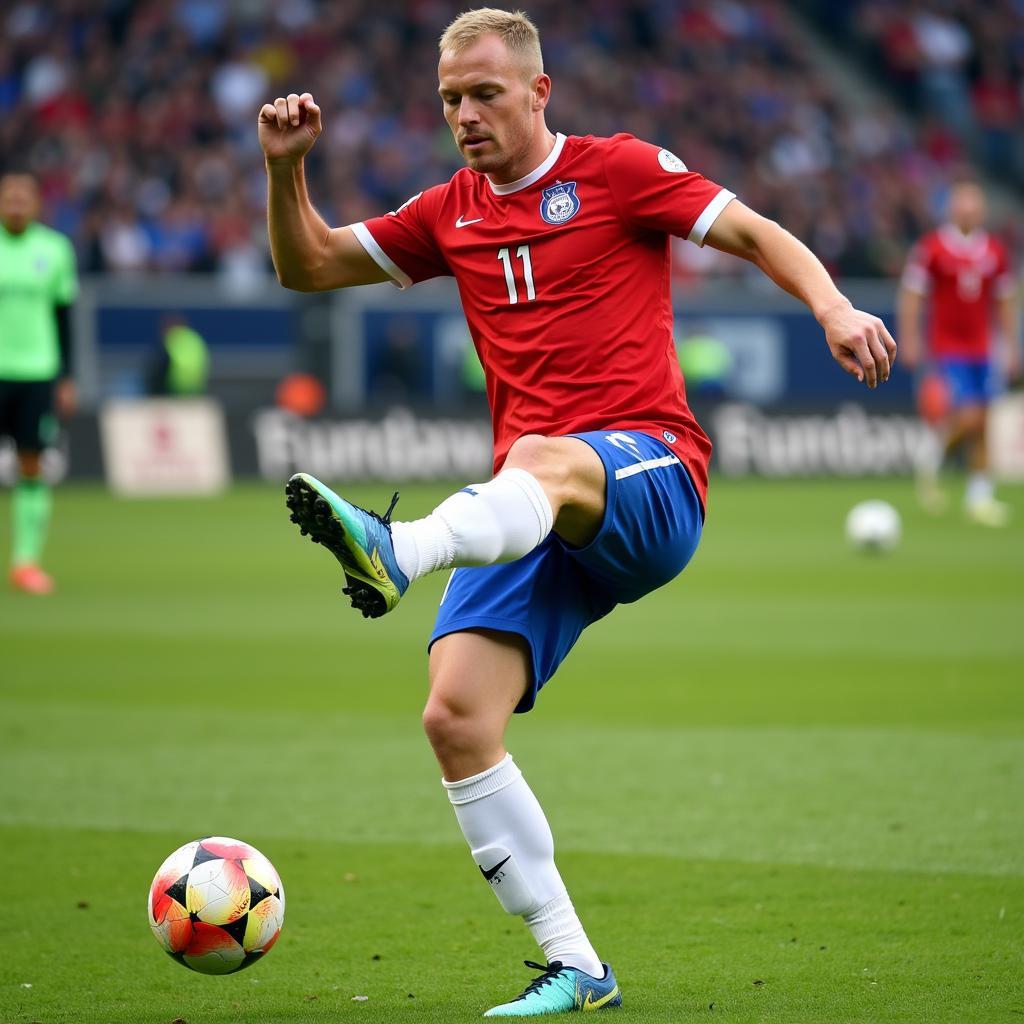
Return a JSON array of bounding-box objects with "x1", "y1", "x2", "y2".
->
[
  {"x1": 439, "y1": 8, "x2": 543, "y2": 78},
  {"x1": 0, "y1": 168, "x2": 36, "y2": 184},
  {"x1": 0, "y1": 171, "x2": 38, "y2": 194},
  {"x1": 949, "y1": 172, "x2": 981, "y2": 190}
]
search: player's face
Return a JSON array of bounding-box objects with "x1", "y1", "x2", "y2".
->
[
  {"x1": 0, "y1": 176, "x2": 39, "y2": 234},
  {"x1": 438, "y1": 35, "x2": 549, "y2": 183},
  {"x1": 948, "y1": 183, "x2": 986, "y2": 234}
]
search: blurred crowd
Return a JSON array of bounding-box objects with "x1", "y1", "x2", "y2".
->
[
  {"x1": 811, "y1": 0, "x2": 1024, "y2": 189},
  {"x1": 1, "y1": 0, "x2": 1017, "y2": 283}
]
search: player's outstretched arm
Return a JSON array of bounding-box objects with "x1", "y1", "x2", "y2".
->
[
  {"x1": 260, "y1": 93, "x2": 389, "y2": 292},
  {"x1": 705, "y1": 201, "x2": 896, "y2": 388}
]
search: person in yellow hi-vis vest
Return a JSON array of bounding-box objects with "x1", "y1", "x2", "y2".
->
[{"x1": 147, "y1": 316, "x2": 209, "y2": 396}]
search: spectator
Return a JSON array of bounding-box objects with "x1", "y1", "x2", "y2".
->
[
  {"x1": 831, "y1": 0, "x2": 1024, "y2": 190},
  {"x1": 2, "y1": 0, "x2": 1017, "y2": 282}
]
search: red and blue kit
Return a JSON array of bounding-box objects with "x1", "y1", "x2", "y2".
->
[
  {"x1": 351, "y1": 132, "x2": 735, "y2": 509},
  {"x1": 901, "y1": 226, "x2": 1016, "y2": 362}
]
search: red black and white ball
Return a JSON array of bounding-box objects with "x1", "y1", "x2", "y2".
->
[{"x1": 147, "y1": 836, "x2": 285, "y2": 974}]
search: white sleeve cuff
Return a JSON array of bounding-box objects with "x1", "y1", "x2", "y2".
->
[
  {"x1": 350, "y1": 222, "x2": 413, "y2": 289},
  {"x1": 900, "y1": 266, "x2": 930, "y2": 295},
  {"x1": 687, "y1": 189, "x2": 736, "y2": 246}
]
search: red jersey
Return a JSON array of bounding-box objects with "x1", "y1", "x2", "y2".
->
[
  {"x1": 351, "y1": 133, "x2": 737, "y2": 507},
  {"x1": 901, "y1": 226, "x2": 1016, "y2": 361}
]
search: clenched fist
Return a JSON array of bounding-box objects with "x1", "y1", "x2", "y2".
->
[{"x1": 258, "y1": 92, "x2": 322, "y2": 163}]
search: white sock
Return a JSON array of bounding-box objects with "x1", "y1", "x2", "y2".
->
[
  {"x1": 443, "y1": 754, "x2": 602, "y2": 976},
  {"x1": 918, "y1": 430, "x2": 944, "y2": 479},
  {"x1": 966, "y1": 472, "x2": 995, "y2": 507},
  {"x1": 391, "y1": 468, "x2": 553, "y2": 582}
]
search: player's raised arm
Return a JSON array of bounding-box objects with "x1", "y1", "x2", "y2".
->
[
  {"x1": 259, "y1": 92, "x2": 390, "y2": 292},
  {"x1": 704, "y1": 200, "x2": 896, "y2": 389}
]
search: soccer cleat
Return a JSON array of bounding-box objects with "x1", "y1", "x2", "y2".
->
[
  {"x1": 966, "y1": 498, "x2": 1010, "y2": 528},
  {"x1": 284, "y1": 473, "x2": 409, "y2": 618},
  {"x1": 9, "y1": 563, "x2": 54, "y2": 595},
  {"x1": 483, "y1": 960, "x2": 621, "y2": 1017}
]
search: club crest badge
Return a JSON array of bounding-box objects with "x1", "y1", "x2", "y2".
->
[
  {"x1": 658, "y1": 149, "x2": 687, "y2": 173},
  {"x1": 540, "y1": 181, "x2": 580, "y2": 225}
]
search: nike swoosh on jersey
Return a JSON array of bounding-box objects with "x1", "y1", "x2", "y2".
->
[{"x1": 455, "y1": 216, "x2": 484, "y2": 228}]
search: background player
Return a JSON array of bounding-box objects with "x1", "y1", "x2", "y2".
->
[
  {"x1": 898, "y1": 179, "x2": 1021, "y2": 525},
  {"x1": 261, "y1": 8, "x2": 895, "y2": 1016},
  {"x1": 0, "y1": 172, "x2": 78, "y2": 594}
]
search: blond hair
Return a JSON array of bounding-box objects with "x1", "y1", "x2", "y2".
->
[{"x1": 439, "y1": 8, "x2": 543, "y2": 78}]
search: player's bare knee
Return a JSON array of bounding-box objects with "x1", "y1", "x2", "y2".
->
[
  {"x1": 505, "y1": 434, "x2": 571, "y2": 497},
  {"x1": 962, "y1": 406, "x2": 986, "y2": 434},
  {"x1": 422, "y1": 693, "x2": 481, "y2": 758},
  {"x1": 421, "y1": 697, "x2": 455, "y2": 750},
  {"x1": 506, "y1": 433, "x2": 557, "y2": 474}
]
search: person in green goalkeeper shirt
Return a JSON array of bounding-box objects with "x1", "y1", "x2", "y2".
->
[{"x1": 0, "y1": 172, "x2": 78, "y2": 595}]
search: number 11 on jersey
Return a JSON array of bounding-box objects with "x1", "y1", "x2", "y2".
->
[{"x1": 497, "y1": 245, "x2": 536, "y2": 304}]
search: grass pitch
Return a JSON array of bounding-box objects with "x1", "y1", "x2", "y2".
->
[{"x1": 1, "y1": 478, "x2": 1022, "y2": 1023}]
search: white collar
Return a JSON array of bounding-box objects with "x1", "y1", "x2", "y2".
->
[
  {"x1": 488, "y1": 133, "x2": 566, "y2": 195},
  {"x1": 939, "y1": 224, "x2": 988, "y2": 252}
]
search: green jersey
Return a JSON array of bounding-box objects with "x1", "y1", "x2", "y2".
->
[{"x1": 0, "y1": 222, "x2": 78, "y2": 381}]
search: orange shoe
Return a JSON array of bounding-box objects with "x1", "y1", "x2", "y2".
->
[{"x1": 9, "y1": 564, "x2": 55, "y2": 595}]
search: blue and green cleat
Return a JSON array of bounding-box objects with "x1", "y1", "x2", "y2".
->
[
  {"x1": 285, "y1": 472, "x2": 409, "y2": 619},
  {"x1": 484, "y1": 961, "x2": 621, "y2": 1017}
]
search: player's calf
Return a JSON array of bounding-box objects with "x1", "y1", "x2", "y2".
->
[
  {"x1": 286, "y1": 468, "x2": 555, "y2": 618},
  {"x1": 503, "y1": 434, "x2": 606, "y2": 548},
  {"x1": 391, "y1": 466, "x2": 554, "y2": 581}
]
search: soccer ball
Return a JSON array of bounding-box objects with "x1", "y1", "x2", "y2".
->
[
  {"x1": 147, "y1": 836, "x2": 285, "y2": 974},
  {"x1": 845, "y1": 500, "x2": 901, "y2": 553}
]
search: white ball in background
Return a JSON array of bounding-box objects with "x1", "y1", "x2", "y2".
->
[{"x1": 845, "y1": 500, "x2": 902, "y2": 554}]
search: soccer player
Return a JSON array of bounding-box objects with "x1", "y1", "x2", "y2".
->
[
  {"x1": 260, "y1": 9, "x2": 895, "y2": 1016},
  {"x1": 0, "y1": 172, "x2": 78, "y2": 594},
  {"x1": 898, "y1": 179, "x2": 1020, "y2": 525}
]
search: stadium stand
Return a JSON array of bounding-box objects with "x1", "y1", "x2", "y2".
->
[
  {"x1": 0, "y1": 0, "x2": 1016, "y2": 280},
  {"x1": 802, "y1": 0, "x2": 1024, "y2": 189}
]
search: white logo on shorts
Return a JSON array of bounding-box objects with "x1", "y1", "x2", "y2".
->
[{"x1": 605, "y1": 432, "x2": 644, "y2": 461}]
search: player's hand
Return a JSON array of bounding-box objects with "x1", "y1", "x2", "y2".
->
[
  {"x1": 55, "y1": 377, "x2": 77, "y2": 419},
  {"x1": 258, "y1": 93, "x2": 321, "y2": 163},
  {"x1": 820, "y1": 302, "x2": 897, "y2": 389}
]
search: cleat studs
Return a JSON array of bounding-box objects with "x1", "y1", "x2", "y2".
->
[{"x1": 285, "y1": 484, "x2": 393, "y2": 620}]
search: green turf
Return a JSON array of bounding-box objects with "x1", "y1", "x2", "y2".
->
[{"x1": 1, "y1": 478, "x2": 1022, "y2": 1023}]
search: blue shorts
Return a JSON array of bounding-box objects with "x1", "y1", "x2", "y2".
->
[
  {"x1": 937, "y1": 358, "x2": 997, "y2": 408},
  {"x1": 428, "y1": 430, "x2": 704, "y2": 713}
]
